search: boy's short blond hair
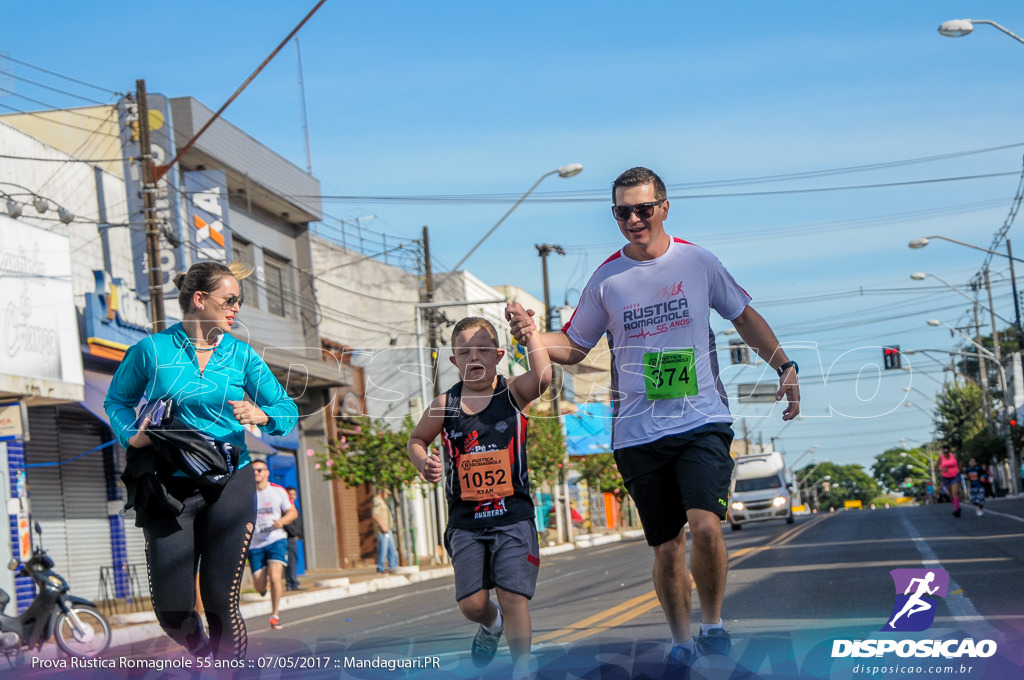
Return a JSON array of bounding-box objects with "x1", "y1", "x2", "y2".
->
[{"x1": 450, "y1": 317, "x2": 500, "y2": 348}]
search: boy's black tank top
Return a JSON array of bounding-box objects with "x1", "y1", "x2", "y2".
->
[{"x1": 440, "y1": 376, "x2": 534, "y2": 529}]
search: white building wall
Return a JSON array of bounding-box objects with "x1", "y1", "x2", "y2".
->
[
  {"x1": 0, "y1": 120, "x2": 132, "y2": 333},
  {"x1": 312, "y1": 235, "x2": 424, "y2": 420}
]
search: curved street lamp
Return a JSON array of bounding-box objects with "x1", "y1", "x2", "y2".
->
[
  {"x1": 938, "y1": 19, "x2": 1024, "y2": 46},
  {"x1": 900, "y1": 450, "x2": 936, "y2": 486},
  {"x1": 446, "y1": 163, "x2": 583, "y2": 275},
  {"x1": 910, "y1": 234, "x2": 1024, "y2": 346},
  {"x1": 910, "y1": 272, "x2": 1015, "y2": 326}
]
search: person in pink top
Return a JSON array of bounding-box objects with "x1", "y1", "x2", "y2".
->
[{"x1": 937, "y1": 446, "x2": 962, "y2": 518}]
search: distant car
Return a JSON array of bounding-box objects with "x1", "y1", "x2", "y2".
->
[{"x1": 728, "y1": 451, "x2": 794, "y2": 531}]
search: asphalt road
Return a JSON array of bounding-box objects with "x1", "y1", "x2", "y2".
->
[{"x1": 65, "y1": 499, "x2": 1024, "y2": 679}]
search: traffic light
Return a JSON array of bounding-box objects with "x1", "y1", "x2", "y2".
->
[
  {"x1": 729, "y1": 339, "x2": 750, "y2": 365},
  {"x1": 883, "y1": 345, "x2": 901, "y2": 370}
]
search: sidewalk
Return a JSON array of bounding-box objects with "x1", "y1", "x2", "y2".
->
[{"x1": 107, "y1": 529, "x2": 646, "y2": 648}]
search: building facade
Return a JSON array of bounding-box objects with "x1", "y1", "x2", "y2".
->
[{"x1": 0, "y1": 95, "x2": 347, "y2": 610}]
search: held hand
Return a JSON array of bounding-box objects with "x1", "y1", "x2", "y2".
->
[
  {"x1": 420, "y1": 453, "x2": 443, "y2": 483},
  {"x1": 228, "y1": 400, "x2": 269, "y2": 426},
  {"x1": 128, "y1": 416, "x2": 153, "y2": 449},
  {"x1": 776, "y1": 368, "x2": 800, "y2": 421},
  {"x1": 504, "y1": 302, "x2": 537, "y2": 344}
]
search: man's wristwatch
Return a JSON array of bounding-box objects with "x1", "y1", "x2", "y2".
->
[{"x1": 777, "y1": 361, "x2": 798, "y2": 377}]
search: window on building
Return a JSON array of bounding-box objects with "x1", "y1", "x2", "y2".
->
[
  {"x1": 264, "y1": 251, "x2": 293, "y2": 318},
  {"x1": 232, "y1": 238, "x2": 259, "y2": 309}
]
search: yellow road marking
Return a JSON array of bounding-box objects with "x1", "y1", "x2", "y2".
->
[
  {"x1": 534, "y1": 590, "x2": 659, "y2": 643},
  {"x1": 557, "y1": 597, "x2": 664, "y2": 643},
  {"x1": 539, "y1": 516, "x2": 834, "y2": 645}
]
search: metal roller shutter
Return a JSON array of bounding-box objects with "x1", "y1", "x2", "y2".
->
[
  {"x1": 24, "y1": 406, "x2": 112, "y2": 601},
  {"x1": 23, "y1": 408, "x2": 69, "y2": 583}
]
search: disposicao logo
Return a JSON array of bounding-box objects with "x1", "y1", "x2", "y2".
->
[
  {"x1": 831, "y1": 568, "x2": 997, "y2": 659},
  {"x1": 884, "y1": 568, "x2": 949, "y2": 632}
]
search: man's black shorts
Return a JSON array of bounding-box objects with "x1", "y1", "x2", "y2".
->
[{"x1": 613, "y1": 423, "x2": 735, "y2": 546}]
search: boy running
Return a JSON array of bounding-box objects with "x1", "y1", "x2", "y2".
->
[
  {"x1": 408, "y1": 316, "x2": 550, "y2": 674},
  {"x1": 965, "y1": 457, "x2": 987, "y2": 516}
]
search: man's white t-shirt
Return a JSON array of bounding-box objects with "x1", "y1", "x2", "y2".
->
[
  {"x1": 563, "y1": 237, "x2": 751, "y2": 450},
  {"x1": 252, "y1": 482, "x2": 293, "y2": 550}
]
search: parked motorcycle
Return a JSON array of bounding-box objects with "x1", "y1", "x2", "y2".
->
[{"x1": 0, "y1": 522, "x2": 111, "y2": 665}]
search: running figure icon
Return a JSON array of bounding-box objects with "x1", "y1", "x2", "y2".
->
[{"x1": 888, "y1": 572, "x2": 939, "y2": 628}]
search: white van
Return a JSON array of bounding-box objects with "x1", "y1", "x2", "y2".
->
[{"x1": 727, "y1": 451, "x2": 794, "y2": 531}]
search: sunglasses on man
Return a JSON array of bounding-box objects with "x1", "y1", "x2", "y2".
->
[{"x1": 611, "y1": 199, "x2": 665, "y2": 222}]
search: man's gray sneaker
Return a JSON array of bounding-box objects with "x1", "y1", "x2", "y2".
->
[
  {"x1": 696, "y1": 627, "x2": 732, "y2": 656},
  {"x1": 470, "y1": 622, "x2": 503, "y2": 667}
]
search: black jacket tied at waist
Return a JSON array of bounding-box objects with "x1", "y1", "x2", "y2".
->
[{"x1": 120, "y1": 402, "x2": 241, "y2": 528}]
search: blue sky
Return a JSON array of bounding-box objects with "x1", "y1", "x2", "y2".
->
[{"x1": 4, "y1": 1, "x2": 1024, "y2": 474}]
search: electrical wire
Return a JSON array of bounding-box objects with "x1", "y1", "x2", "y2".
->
[
  {"x1": 0, "y1": 54, "x2": 117, "y2": 95},
  {"x1": 4, "y1": 71, "x2": 110, "y2": 106},
  {"x1": 0, "y1": 87, "x2": 117, "y2": 124},
  {"x1": 0, "y1": 152, "x2": 124, "y2": 163}
]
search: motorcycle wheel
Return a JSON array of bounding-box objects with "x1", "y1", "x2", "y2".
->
[{"x1": 53, "y1": 606, "x2": 111, "y2": 658}]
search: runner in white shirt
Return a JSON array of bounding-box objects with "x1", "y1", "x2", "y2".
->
[
  {"x1": 506, "y1": 166, "x2": 799, "y2": 672},
  {"x1": 249, "y1": 461, "x2": 297, "y2": 630}
]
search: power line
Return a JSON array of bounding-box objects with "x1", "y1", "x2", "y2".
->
[
  {"x1": 4, "y1": 71, "x2": 110, "y2": 106},
  {"x1": 311, "y1": 171, "x2": 1020, "y2": 204},
  {"x1": 0, "y1": 86, "x2": 116, "y2": 123},
  {"x1": 0, "y1": 54, "x2": 117, "y2": 95},
  {"x1": 0, "y1": 152, "x2": 124, "y2": 163}
]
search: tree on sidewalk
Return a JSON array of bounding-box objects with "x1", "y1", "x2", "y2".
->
[
  {"x1": 526, "y1": 405, "x2": 567, "y2": 490},
  {"x1": 577, "y1": 452, "x2": 629, "y2": 528},
  {"x1": 316, "y1": 415, "x2": 420, "y2": 565},
  {"x1": 872, "y1": 446, "x2": 927, "y2": 494},
  {"x1": 935, "y1": 383, "x2": 985, "y2": 453}
]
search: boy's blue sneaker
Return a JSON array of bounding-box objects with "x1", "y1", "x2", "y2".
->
[
  {"x1": 695, "y1": 627, "x2": 732, "y2": 656},
  {"x1": 470, "y1": 622, "x2": 503, "y2": 667},
  {"x1": 667, "y1": 644, "x2": 694, "y2": 675}
]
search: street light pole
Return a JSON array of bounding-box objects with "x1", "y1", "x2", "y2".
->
[
  {"x1": 939, "y1": 18, "x2": 1024, "y2": 46},
  {"x1": 926, "y1": 320, "x2": 1020, "y2": 495},
  {"x1": 536, "y1": 243, "x2": 572, "y2": 544},
  {"x1": 910, "y1": 235, "x2": 1024, "y2": 344},
  {"x1": 901, "y1": 450, "x2": 936, "y2": 487},
  {"x1": 444, "y1": 164, "x2": 582, "y2": 278}
]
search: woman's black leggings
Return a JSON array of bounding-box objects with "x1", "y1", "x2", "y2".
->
[{"x1": 144, "y1": 468, "x2": 255, "y2": 659}]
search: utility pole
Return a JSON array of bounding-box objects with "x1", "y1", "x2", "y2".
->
[
  {"x1": 972, "y1": 305, "x2": 993, "y2": 428},
  {"x1": 137, "y1": 80, "x2": 165, "y2": 331},
  {"x1": 983, "y1": 268, "x2": 1004, "y2": 367},
  {"x1": 422, "y1": 226, "x2": 439, "y2": 397},
  {"x1": 420, "y1": 226, "x2": 448, "y2": 565},
  {"x1": 536, "y1": 244, "x2": 571, "y2": 543},
  {"x1": 1007, "y1": 239, "x2": 1024, "y2": 347}
]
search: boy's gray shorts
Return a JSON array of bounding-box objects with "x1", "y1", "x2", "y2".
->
[{"x1": 444, "y1": 519, "x2": 540, "y2": 601}]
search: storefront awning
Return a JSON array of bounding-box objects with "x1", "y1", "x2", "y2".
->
[{"x1": 246, "y1": 339, "x2": 352, "y2": 391}]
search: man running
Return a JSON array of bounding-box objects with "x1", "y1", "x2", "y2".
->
[{"x1": 506, "y1": 166, "x2": 799, "y2": 671}]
